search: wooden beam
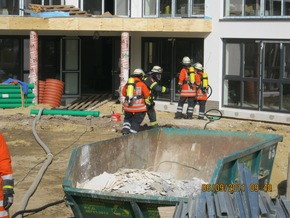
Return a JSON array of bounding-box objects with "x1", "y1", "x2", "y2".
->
[{"x1": 0, "y1": 17, "x2": 212, "y2": 33}]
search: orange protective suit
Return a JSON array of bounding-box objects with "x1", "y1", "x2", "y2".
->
[{"x1": 0, "y1": 133, "x2": 13, "y2": 218}]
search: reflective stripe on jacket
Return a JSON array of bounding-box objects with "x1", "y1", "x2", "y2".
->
[
  {"x1": 0, "y1": 133, "x2": 13, "y2": 217},
  {"x1": 143, "y1": 75, "x2": 163, "y2": 100},
  {"x1": 122, "y1": 77, "x2": 150, "y2": 113},
  {"x1": 178, "y1": 68, "x2": 196, "y2": 97}
]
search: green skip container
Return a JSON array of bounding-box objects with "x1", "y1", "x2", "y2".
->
[{"x1": 62, "y1": 128, "x2": 283, "y2": 218}]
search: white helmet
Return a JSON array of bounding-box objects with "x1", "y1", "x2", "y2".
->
[
  {"x1": 182, "y1": 56, "x2": 191, "y2": 66},
  {"x1": 193, "y1": 62, "x2": 203, "y2": 71},
  {"x1": 132, "y1": 68, "x2": 144, "y2": 76},
  {"x1": 151, "y1": 65, "x2": 163, "y2": 74}
]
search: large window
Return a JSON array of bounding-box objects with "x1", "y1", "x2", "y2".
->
[
  {"x1": 224, "y1": 0, "x2": 290, "y2": 17},
  {"x1": 223, "y1": 39, "x2": 290, "y2": 113},
  {"x1": 143, "y1": 0, "x2": 205, "y2": 17},
  {"x1": 82, "y1": 0, "x2": 130, "y2": 16},
  {"x1": 0, "y1": 0, "x2": 19, "y2": 15},
  {"x1": 0, "y1": 38, "x2": 20, "y2": 82}
]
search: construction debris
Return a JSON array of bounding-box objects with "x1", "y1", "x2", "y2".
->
[
  {"x1": 29, "y1": 4, "x2": 91, "y2": 17},
  {"x1": 77, "y1": 168, "x2": 205, "y2": 198},
  {"x1": 64, "y1": 93, "x2": 112, "y2": 110}
]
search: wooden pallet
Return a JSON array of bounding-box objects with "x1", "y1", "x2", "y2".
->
[
  {"x1": 29, "y1": 4, "x2": 91, "y2": 17},
  {"x1": 65, "y1": 93, "x2": 112, "y2": 110}
]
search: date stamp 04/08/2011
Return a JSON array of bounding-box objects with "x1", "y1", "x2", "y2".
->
[{"x1": 201, "y1": 183, "x2": 273, "y2": 193}]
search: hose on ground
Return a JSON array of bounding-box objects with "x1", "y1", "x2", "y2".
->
[
  {"x1": 13, "y1": 108, "x2": 54, "y2": 218},
  {"x1": 203, "y1": 109, "x2": 223, "y2": 130},
  {"x1": 11, "y1": 199, "x2": 64, "y2": 218}
]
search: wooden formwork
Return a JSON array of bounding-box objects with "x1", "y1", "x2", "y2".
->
[{"x1": 29, "y1": 4, "x2": 91, "y2": 17}]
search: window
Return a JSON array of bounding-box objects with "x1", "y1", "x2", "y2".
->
[
  {"x1": 0, "y1": 0, "x2": 19, "y2": 15},
  {"x1": 224, "y1": 0, "x2": 290, "y2": 17},
  {"x1": 143, "y1": 0, "x2": 205, "y2": 17},
  {"x1": 82, "y1": 0, "x2": 130, "y2": 16},
  {"x1": 223, "y1": 39, "x2": 290, "y2": 113},
  {"x1": 0, "y1": 38, "x2": 20, "y2": 82},
  {"x1": 83, "y1": 0, "x2": 103, "y2": 15},
  {"x1": 144, "y1": 0, "x2": 158, "y2": 17}
]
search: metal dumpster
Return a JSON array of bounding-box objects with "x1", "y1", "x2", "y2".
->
[{"x1": 62, "y1": 128, "x2": 283, "y2": 218}]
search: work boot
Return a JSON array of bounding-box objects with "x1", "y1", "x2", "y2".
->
[
  {"x1": 186, "y1": 115, "x2": 193, "y2": 119},
  {"x1": 198, "y1": 116, "x2": 206, "y2": 120},
  {"x1": 184, "y1": 114, "x2": 193, "y2": 119},
  {"x1": 174, "y1": 112, "x2": 182, "y2": 119},
  {"x1": 151, "y1": 124, "x2": 159, "y2": 128}
]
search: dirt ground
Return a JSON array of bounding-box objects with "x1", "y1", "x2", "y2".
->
[{"x1": 0, "y1": 100, "x2": 289, "y2": 217}]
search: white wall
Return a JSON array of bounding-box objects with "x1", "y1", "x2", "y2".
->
[
  {"x1": 206, "y1": 1, "x2": 290, "y2": 123},
  {"x1": 131, "y1": 0, "x2": 142, "y2": 17},
  {"x1": 203, "y1": 0, "x2": 222, "y2": 106}
]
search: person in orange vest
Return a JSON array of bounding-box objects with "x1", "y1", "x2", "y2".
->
[
  {"x1": 193, "y1": 62, "x2": 209, "y2": 120},
  {"x1": 122, "y1": 69, "x2": 150, "y2": 135},
  {"x1": 0, "y1": 132, "x2": 14, "y2": 218},
  {"x1": 174, "y1": 56, "x2": 197, "y2": 119}
]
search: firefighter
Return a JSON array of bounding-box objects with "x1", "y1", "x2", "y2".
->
[
  {"x1": 0, "y1": 132, "x2": 14, "y2": 218},
  {"x1": 122, "y1": 69, "x2": 150, "y2": 135},
  {"x1": 143, "y1": 65, "x2": 169, "y2": 128},
  {"x1": 193, "y1": 62, "x2": 209, "y2": 120},
  {"x1": 174, "y1": 56, "x2": 197, "y2": 119}
]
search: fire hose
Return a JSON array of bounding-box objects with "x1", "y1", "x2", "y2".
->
[{"x1": 12, "y1": 108, "x2": 54, "y2": 218}]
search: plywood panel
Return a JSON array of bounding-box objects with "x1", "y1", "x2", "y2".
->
[{"x1": 0, "y1": 17, "x2": 212, "y2": 33}]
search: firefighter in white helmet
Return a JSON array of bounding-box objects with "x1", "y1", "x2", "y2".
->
[
  {"x1": 122, "y1": 69, "x2": 150, "y2": 135},
  {"x1": 174, "y1": 56, "x2": 197, "y2": 119},
  {"x1": 193, "y1": 62, "x2": 209, "y2": 120},
  {"x1": 143, "y1": 65, "x2": 169, "y2": 128}
]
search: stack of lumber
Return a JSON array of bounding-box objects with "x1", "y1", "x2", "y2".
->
[{"x1": 29, "y1": 4, "x2": 91, "y2": 17}]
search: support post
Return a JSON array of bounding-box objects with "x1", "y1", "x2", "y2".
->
[
  {"x1": 119, "y1": 32, "x2": 129, "y2": 104},
  {"x1": 29, "y1": 31, "x2": 38, "y2": 105}
]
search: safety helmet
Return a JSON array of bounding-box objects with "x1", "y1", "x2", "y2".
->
[
  {"x1": 193, "y1": 62, "x2": 203, "y2": 71},
  {"x1": 151, "y1": 65, "x2": 163, "y2": 74},
  {"x1": 182, "y1": 56, "x2": 191, "y2": 66},
  {"x1": 132, "y1": 68, "x2": 145, "y2": 76}
]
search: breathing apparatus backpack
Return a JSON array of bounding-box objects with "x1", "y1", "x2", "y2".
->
[
  {"x1": 188, "y1": 66, "x2": 195, "y2": 88},
  {"x1": 202, "y1": 72, "x2": 208, "y2": 89},
  {"x1": 126, "y1": 77, "x2": 135, "y2": 106}
]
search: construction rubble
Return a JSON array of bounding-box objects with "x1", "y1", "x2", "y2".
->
[{"x1": 77, "y1": 168, "x2": 205, "y2": 198}]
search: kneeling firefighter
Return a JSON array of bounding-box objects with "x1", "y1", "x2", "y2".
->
[
  {"x1": 143, "y1": 65, "x2": 169, "y2": 127},
  {"x1": 122, "y1": 69, "x2": 150, "y2": 135}
]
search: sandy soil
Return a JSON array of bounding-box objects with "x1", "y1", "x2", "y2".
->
[{"x1": 0, "y1": 101, "x2": 289, "y2": 217}]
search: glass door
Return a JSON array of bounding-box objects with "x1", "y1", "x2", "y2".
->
[
  {"x1": 61, "y1": 37, "x2": 80, "y2": 96},
  {"x1": 142, "y1": 37, "x2": 204, "y2": 102}
]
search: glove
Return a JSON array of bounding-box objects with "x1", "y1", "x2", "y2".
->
[
  {"x1": 189, "y1": 82, "x2": 194, "y2": 89},
  {"x1": 161, "y1": 86, "x2": 167, "y2": 93},
  {"x1": 161, "y1": 86, "x2": 170, "y2": 94},
  {"x1": 145, "y1": 98, "x2": 151, "y2": 106},
  {"x1": 3, "y1": 188, "x2": 14, "y2": 210},
  {"x1": 178, "y1": 85, "x2": 182, "y2": 93}
]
